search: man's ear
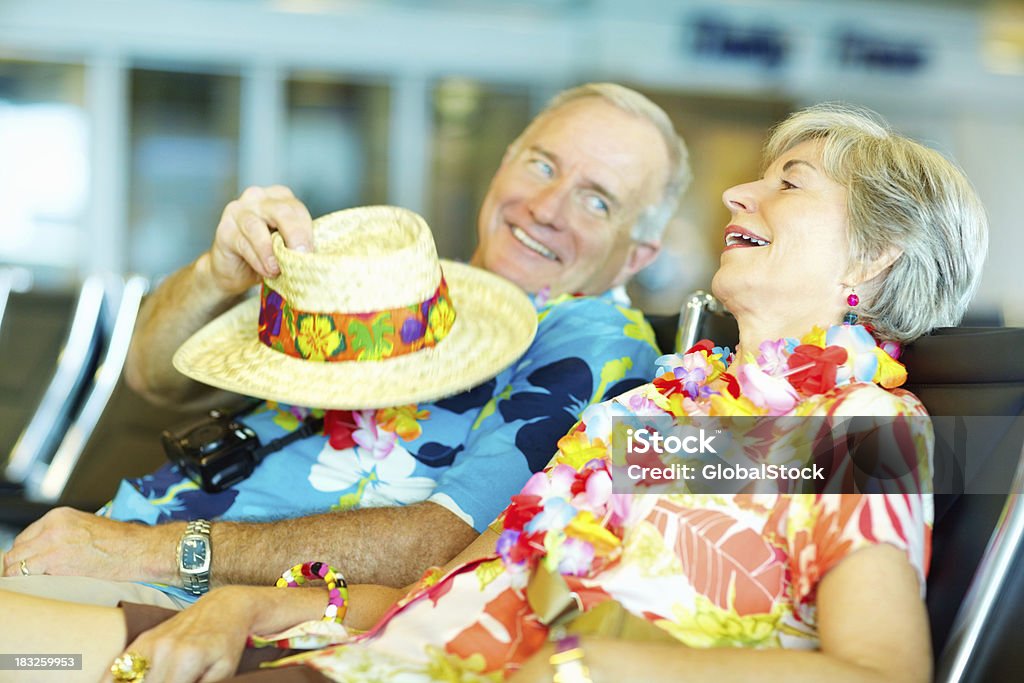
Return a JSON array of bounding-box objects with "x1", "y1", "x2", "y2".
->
[
  {"x1": 848, "y1": 245, "x2": 903, "y2": 287},
  {"x1": 614, "y1": 241, "x2": 661, "y2": 286}
]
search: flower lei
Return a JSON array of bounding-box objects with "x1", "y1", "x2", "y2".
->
[
  {"x1": 652, "y1": 323, "x2": 907, "y2": 417},
  {"x1": 493, "y1": 323, "x2": 907, "y2": 582},
  {"x1": 496, "y1": 453, "x2": 628, "y2": 583}
]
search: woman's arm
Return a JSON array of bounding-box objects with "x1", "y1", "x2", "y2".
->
[
  {"x1": 509, "y1": 543, "x2": 931, "y2": 683},
  {"x1": 440, "y1": 528, "x2": 499, "y2": 574},
  {"x1": 114, "y1": 534, "x2": 503, "y2": 682},
  {"x1": 0, "y1": 579, "x2": 409, "y2": 683},
  {"x1": 0, "y1": 590, "x2": 127, "y2": 682},
  {"x1": 110, "y1": 581, "x2": 418, "y2": 683}
]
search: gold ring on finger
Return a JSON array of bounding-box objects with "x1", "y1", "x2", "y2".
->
[{"x1": 110, "y1": 651, "x2": 149, "y2": 682}]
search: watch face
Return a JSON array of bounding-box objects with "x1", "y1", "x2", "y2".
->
[{"x1": 181, "y1": 536, "x2": 209, "y2": 571}]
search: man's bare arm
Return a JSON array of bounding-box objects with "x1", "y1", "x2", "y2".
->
[
  {"x1": 211, "y1": 501, "x2": 479, "y2": 587},
  {"x1": 3, "y1": 502, "x2": 475, "y2": 589},
  {"x1": 125, "y1": 254, "x2": 246, "y2": 409}
]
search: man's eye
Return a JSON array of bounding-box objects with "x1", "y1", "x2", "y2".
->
[
  {"x1": 529, "y1": 158, "x2": 554, "y2": 178},
  {"x1": 583, "y1": 194, "x2": 610, "y2": 216}
]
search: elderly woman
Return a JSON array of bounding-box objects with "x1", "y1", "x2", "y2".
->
[{"x1": 1, "y1": 102, "x2": 986, "y2": 683}]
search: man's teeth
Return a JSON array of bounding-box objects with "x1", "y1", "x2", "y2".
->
[
  {"x1": 726, "y1": 232, "x2": 770, "y2": 247},
  {"x1": 512, "y1": 227, "x2": 558, "y2": 260}
]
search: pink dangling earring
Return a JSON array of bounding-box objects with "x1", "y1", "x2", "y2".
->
[{"x1": 844, "y1": 290, "x2": 859, "y2": 325}]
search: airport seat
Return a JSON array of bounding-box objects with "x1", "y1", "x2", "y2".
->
[
  {"x1": 0, "y1": 278, "x2": 77, "y2": 461},
  {"x1": 40, "y1": 276, "x2": 210, "y2": 511},
  {"x1": 645, "y1": 290, "x2": 1024, "y2": 683},
  {"x1": 26, "y1": 275, "x2": 150, "y2": 504},
  {"x1": 2, "y1": 276, "x2": 109, "y2": 485},
  {"x1": 0, "y1": 275, "x2": 213, "y2": 531}
]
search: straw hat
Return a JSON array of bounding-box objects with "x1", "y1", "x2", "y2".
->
[{"x1": 173, "y1": 206, "x2": 537, "y2": 409}]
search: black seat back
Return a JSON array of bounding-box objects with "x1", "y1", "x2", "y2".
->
[{"x1": 903, "y1": 327, "x2": 1024, "y2": 683}]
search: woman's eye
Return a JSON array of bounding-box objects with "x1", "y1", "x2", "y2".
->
[{"x1": 781, "y1": 179, "x2": 798, "y2": 190}]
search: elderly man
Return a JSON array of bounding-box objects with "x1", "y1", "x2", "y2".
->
[{"x1": 1, "y1": 83, "x2": 690, "y2": 608}]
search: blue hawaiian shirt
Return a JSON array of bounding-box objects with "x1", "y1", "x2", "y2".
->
[{"x1": 103, "y1": 290, "x2": 659, "y2": 603}]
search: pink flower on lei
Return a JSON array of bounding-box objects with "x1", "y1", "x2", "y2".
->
[
  {"x1": 734, "y1": 363, "x2": 799, "y2": 415},
  {"x1": 756, "y1": 337, "x2": 798, "y2": 377},
  {"x1": 521, "y1": 464, "x2": 576, "y2": 503},
  {"x1": 351, "y1": 410, "x2": 397, "y2": 459}
]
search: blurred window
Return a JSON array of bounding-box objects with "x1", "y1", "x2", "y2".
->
[
  {"x1": 127, "y1": 68, "x2": 241, "y2": 279},
  {"x1": 627, "y1": 90, "x2": 792, "y2": 314},
  {"x1": 0, "y1": 60, "x2": 88, "y2": 282},
  {"x1": 427, "y1": 79, "x2": 532, "y2": 262},
  {"x1": 283, "y1": 75, "x2": 390, "y2": 219}
]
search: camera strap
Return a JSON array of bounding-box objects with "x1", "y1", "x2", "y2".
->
[{"x1": 251, "y1": 414, "x2": 325, "y2": 464}]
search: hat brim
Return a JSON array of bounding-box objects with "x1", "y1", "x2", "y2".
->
[{"x1": 172, "y1": 261, "x2": 537, "y2": 409}]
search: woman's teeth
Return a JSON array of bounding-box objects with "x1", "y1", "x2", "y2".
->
[{"x1": 726, "y1": 232, "x2": 770, "y2": 247}]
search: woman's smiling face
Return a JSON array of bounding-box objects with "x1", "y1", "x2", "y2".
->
[{"x1": 712, "y1": 139, "x2": 854, "y2": 338}]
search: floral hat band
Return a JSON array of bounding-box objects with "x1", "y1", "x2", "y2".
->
[
  {"x1": 173, "y1": 205, "x2": 537, "y2": 410},
  {"x1": 257, "y1": 276, "x2": 456, "y2": 363}
]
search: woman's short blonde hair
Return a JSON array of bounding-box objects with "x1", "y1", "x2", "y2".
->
[{"x1": 766, "y1": 103, "x2": 989, "y2": 344}]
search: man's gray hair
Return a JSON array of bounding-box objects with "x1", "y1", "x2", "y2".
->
[
  {"x1": 511, "y1": 83, "x2": 691, "y2": 243},
  {"x1": 766, "y1": 102, "x2": 988, "y2": 344}
]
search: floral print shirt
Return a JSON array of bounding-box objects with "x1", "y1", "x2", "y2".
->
[
  {"x1": 102, "y1": 291, "x2": 660, "y2": 604},
  {"x1": 260, "y1": 379, "x2": 933, "y2": 682}
]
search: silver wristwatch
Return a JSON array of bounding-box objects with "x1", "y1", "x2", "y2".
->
[{"x1": 176, "y1": 519, "x2": 212, "y2": 595}]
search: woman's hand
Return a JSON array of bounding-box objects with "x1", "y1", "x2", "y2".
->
[
  {"x1": 102, "y1": 586, "x2": 258, "y2": 683},
  {"x1": 505, "y1": 642, "x2": 556, "y2": 683}
]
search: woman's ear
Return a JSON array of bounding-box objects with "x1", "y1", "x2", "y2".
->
[{"x1": 847, "y1": 245, "x2": 903, "y2": 288}]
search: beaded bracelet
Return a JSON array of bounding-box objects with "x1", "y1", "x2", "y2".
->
[
  {"x1": 275, "y1": 561, "x2": 349, "y2": 624},
  {"x1": 550, "y1": 634, "x2": 593, "y2": 683}
]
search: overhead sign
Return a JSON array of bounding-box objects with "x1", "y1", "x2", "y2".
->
[{"x1": 686, "y1": 14, "x2": 930, "y2": 75}]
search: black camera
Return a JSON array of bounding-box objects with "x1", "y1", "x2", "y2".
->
[{"x1": 161, "y1": 409, "x2": 263, "y2": 493}]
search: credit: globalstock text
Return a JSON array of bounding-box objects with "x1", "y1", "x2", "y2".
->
[{"x1": 624, "y1": 462, "x2": 826, "y2": 482}]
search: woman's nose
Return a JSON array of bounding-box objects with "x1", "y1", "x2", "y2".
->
[{"x1": 722, "y1": 181, "x2": 758, "y2": 213}]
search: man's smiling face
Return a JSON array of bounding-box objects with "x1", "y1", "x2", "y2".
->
[{"x1": 471, "y1": 98, "x2": 669, "y2": 296}]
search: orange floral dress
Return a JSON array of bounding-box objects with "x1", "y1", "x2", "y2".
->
[{"x1": 257, "y1": 374, "x2": 933, "y2": 683}]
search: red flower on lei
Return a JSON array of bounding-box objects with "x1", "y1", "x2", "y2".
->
[{"x1": 785, "y1": 344, "x2": 848, "y2": 397}]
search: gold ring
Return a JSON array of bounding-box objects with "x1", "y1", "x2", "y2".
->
[
  {"x1": 19, "y1": 560, "x2": 29, "y2": 576},
  {"x1": 110, "y1": 651, "x2": 149, "y2": 682}
]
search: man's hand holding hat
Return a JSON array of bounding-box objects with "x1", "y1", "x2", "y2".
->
[{"x1": 208, "y1": 185, "x2": 315, "y2": 297}]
